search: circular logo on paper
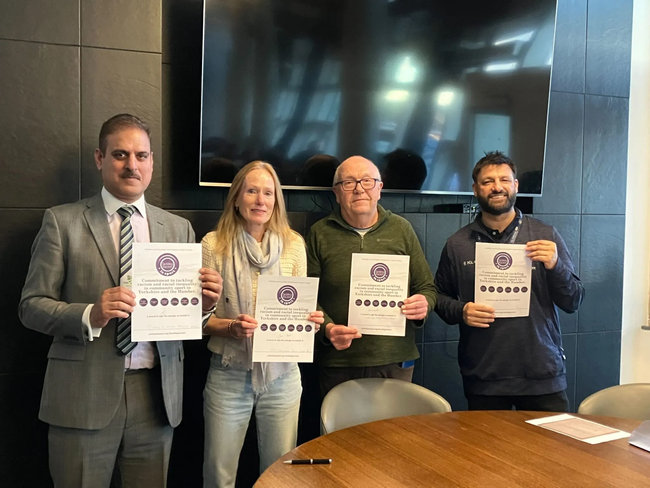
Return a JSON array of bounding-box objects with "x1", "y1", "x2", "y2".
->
[
  {"x1": 381, "y1": 300, "x2": 388, "y2": 307},
  {"x1": 355, "y1": 299, "x2": 362, "y2": 306},
  {"x1": 389, "y1": 301, "x2": 396, "y2": 308},
  {"x1": 139, "y1": 298, "x2": 148, "y2": 307},
  {"x1": 279, "y1": 324, "x2": 286, "y2": 331},
  {"x1": 270, "y1": 324, "x2": 277, "y2": 331},
  {"x1": 522, "y1": 286, "x2": 529, "y2": 293},
  {"x1": 288, "y1": 324, "x2": 295, "y2": 332},
  {"x1": 191, "y1": 297, "x2": 199, "y2": 305},
  {"x1": 171, "y1": 298, "x2": 179, "y2": 306},
  {"x1": 305, "y1": 324, "x2": 313, "y2": 332},
  {"x1": 277, "y1": 285, "x2": 298, "y2": 306},
  {"x1": 497, "y1": 287, "x2": 504, "y2": 293},
  {"x1": 480, "y1": 285, "x2": 487, "y2": 292},
  {"x1": 297, "y1": 324, "x2": 304, "y2": 332},
  {"x1": 513, "y1": 287, "x2": 520, "y2": 293},
  {"x1": 156, "y1": 253, "x2": 180, "y2": 276},
  {"x1": 493, "y1": 252, "x2": 513, "y2": 271},
  {"x1": 150, "y1": 298, "x2": 158, "y2": 306},
  {"x1": 161, "y1": 298, "x2": 169, "y2": 306},
  {"x1": 373, "y1": 300, "x2": 379, "y2": 307},
  {"x1": 364, "y1": 299, "x2": 371, "y2": 306},
  {"x1": 181, "y1": 297, "x2": 189, "y2": 305},
  {"x1": 261, "y1": 324, "x2": 268, "y2": 331},
  {"x1": 370, "y1": 263, "x2": 390, "y2": 282}
]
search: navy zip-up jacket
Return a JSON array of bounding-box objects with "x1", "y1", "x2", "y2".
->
[{"x1": 434, "y1": 210, "x2": 584, "y2": 396}]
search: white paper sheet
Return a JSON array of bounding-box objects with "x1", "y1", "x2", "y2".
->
[
  {"x1": 475, "y1": 242, "x2": 532, "y2": 317},
  {"x1": 131, "y1": 242, "x2": 203, "y2": 341},
  {"x1": 252, "y1": 275, "x2": 319, "y2": 363},
  {"x1": 527, "y1": 413, "x2": 631, "y2": 444},
  {"x1": 347, "y1": 253, "x2": 409, "y2": 336}
]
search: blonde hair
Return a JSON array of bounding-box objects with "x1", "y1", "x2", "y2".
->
[{"x1": 212, "y1": 161, "x2": 292, "y2": 256}]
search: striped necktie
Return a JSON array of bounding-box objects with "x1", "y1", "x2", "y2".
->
[{"x1": 115, "y1": 205, "x2": 138, "y2": 355}]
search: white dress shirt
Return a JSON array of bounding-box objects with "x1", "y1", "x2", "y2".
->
[{"x1": 82, "y1": 187, "x2": 157, "y2": 369}]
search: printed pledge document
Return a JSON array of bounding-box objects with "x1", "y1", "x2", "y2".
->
[
  {"x1": 252, "y1": 275, "x2": 319, "y2": 363},
  {"x1": 348, "y1": 253, "x2": 410, "y2": 336},
  {"x1": 527, "y1": 414, "x2": 631, "y2": 444},
  {"x1": 475, "y1": 242, "x2": 532, "y2": 317},
  {"x1": 131, "y1": 242, "x2": 203, "y2": 341}
]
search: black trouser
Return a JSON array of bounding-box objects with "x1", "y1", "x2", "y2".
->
[{"x1": 466, "y1": 390, "x2": 569, "y2": 411}]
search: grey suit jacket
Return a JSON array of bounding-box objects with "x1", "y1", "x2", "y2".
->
[{"x1": 19, "y1": 193, "x2": 194, "y2": 430}]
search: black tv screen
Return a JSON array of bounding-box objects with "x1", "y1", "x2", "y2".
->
[{"x1": 200, "y1": 0, "x2": 557, "y2": 195}]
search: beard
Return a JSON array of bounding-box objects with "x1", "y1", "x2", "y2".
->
[{"x1": 476, "y1": 191, "x2": 517, "y2": 216}]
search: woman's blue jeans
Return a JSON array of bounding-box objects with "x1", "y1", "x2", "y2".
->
[{"x1": 203, "y1": 355, "x2": 302, "y2": 487}]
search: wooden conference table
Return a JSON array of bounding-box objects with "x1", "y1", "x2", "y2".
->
[{"x1": 255, "y1": 411, "x2": 649, "y2": 487}]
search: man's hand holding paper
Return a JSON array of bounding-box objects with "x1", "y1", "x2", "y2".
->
[
  {"x1": 525, "y1": 240, "x2": 558, "y2": 270},
  {"x1": 400, "y1": 293, "x2": 429, "y2": 320},
  {"x1": 462, "y1": 302, "x2": 496, "y2": 328}
]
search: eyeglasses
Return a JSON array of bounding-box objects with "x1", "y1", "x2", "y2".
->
[{"x1": 334, "y1": 177, "x2": 381, "y2": 192}]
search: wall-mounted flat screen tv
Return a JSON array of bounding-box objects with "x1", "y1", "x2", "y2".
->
[{"x1": 200, "y1": 0, "x2": 557, "y2": 195}]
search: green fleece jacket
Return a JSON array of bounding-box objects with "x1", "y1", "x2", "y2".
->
[{"x1": 307, "y1": 205, "x2": 437, "y2": 367}]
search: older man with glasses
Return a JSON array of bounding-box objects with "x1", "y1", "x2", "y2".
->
[{"x1": 307, "y1": 155, "x2": 437, "y2": 396}]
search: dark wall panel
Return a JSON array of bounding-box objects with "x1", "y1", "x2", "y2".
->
[
  {"x1": 162, "y1": 65, "x2": 219, "y2": 211},
  {"x1": 576, "y1": 331, "x2": 622, "y2": 401},
  {"x1": 81, "y1": 0, "x2": 161, "y2": 52},
  {"x1": 162, "y1": 0, "x2": 202, "y2": 65},
  {"x1": 424, "y1": 213, "x2": 463, "y2": 343},
  {"x1": 578, "y1": 214, "x2": 625, "y2": 333},
  {"x1": 402, "y1": 213, "x2": 427, "y2": 248},
  {"x1": 0, "y1": 210, "x2": 52, "y2": 487},
  {"x1": 421, "y1": 341, "x2": 466, "y2": 411},
  {"x1": 586, "y1": 0, "x2": 633, "y2": 97},
  {"x1": 534, "y1": 214, "x2": 582, "y2": 275},
  {"x1": 0, "y1": 41, "x2": 80, "y2": 208},
  {"x1": 581, "y1": 95, "x2": 629, "y2": 214},
  {"x1": 536, "y1": 91, "x2": 584, "y2": 215},
  {"x1": 0, "y1": 209, "x2": 52, "y2": 374},
  {"x1": 0, "y1": 372, "x2": 50, "y2": 487},
  {"x1": 80, "y1": 48, "x2": 163, "y2": 204},
  {"x1": 285, "y1": 191, "x2": 335, "y2": 214},
  {"x1": 550, "y1": 0, "x2": 587, "y2": 93},
  {"x1": 0, "y1": 0, "x2": 79, "y2": 45}
]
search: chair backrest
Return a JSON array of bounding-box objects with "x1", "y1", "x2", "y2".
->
[
  {"x1": 577, "y1": 383, "x2": 650, "y2": 420},
  {"x1": 320, "y1": 378, "x2": 452, "y2": 434}
]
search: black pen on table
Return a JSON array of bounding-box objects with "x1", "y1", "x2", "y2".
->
[{"x1": 284, "y1": 458, "x2": 332, "y2": 465}]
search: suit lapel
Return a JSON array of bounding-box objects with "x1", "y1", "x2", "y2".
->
[
  {"x1": 84, "y1": 193, "x2": 119, "y2": 285},
  {"x1": 147, "y1": 204, "x2": 166, "y2": 243}
]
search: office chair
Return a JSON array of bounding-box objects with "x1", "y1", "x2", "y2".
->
[
  {"x1": 577, "y1": 383, "x2": 650, "y2": 420},
  {"x1": 320, "y1": 377, "x2": 452, "y2": 434}
]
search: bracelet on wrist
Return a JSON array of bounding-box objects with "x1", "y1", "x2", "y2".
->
[{"x1": 227, "y1": 319, "x2": 237, "y2": 338}]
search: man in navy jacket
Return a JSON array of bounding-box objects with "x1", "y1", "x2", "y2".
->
[{"x1": 434, "y1": 151, "x2": 584, "y2": 411}]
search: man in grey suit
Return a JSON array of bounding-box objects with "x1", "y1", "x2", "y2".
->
[{"x1": 19, "y1": 113, "x2": 222, "y2": 487}]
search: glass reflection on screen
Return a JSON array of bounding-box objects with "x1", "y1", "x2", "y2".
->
[{"x1": 200, "y1": 0, "x2": 557, "y2": 195}]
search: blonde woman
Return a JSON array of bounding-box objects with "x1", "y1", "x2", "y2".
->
[{"x1": 201, "y1": 161, "x2": 323, "y2": 487}]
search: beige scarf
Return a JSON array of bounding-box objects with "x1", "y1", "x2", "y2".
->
[{"x1": 220, "y1": 228, "x2": 292, "y2": 393}]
